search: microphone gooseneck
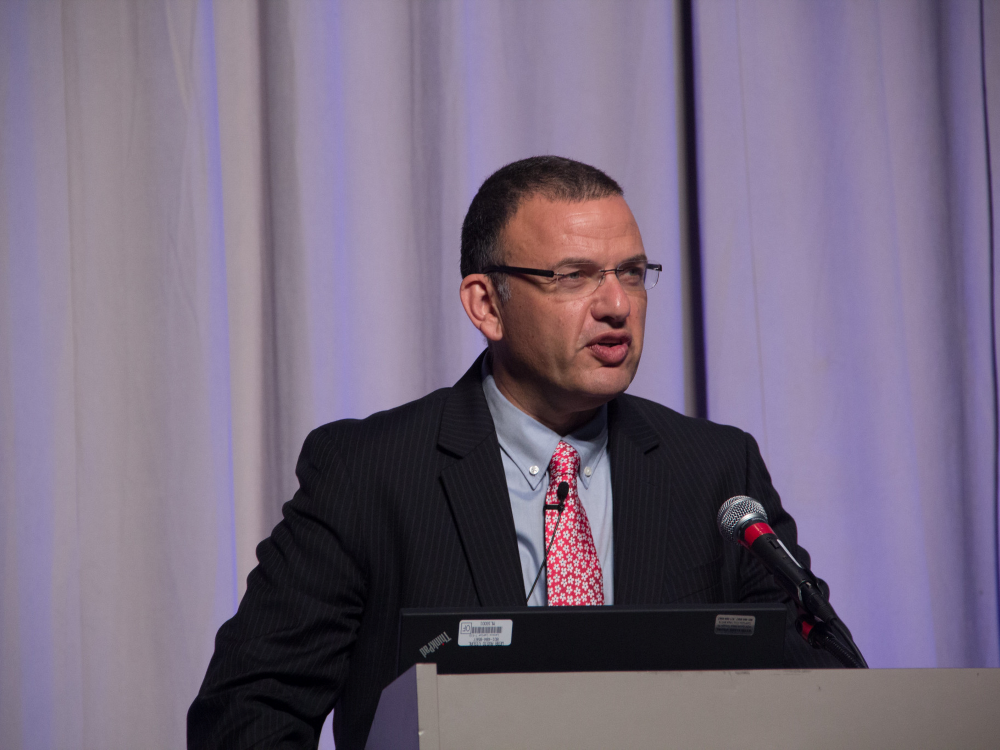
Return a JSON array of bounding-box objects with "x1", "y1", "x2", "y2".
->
[
  {"x1": 716, "y1": 495, "x2": 868, "y2": 668},
  {"x1": 526, "y1": 481, "x2": 569, "y2": 603}
]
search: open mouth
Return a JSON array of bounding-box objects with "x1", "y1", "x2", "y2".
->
[{"x1": 586, "y1": 334, "x2": 631, "y2": 365}]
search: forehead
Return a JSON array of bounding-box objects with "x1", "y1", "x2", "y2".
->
[{"x1": 502, "y1": 195, "x2": 644, "y2": 265}]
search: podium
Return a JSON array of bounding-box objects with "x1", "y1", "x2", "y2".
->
[{"x1": 365, "y1": 663, "x2": 1000, "y2": 749}]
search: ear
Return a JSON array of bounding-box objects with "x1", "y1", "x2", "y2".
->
[{"x1": 460, "y1": 274, "x2": 504, "y2": 342}]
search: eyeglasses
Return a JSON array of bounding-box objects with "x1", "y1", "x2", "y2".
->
[{"x1": 483, "y1": 260, "x2": 662, "y2": 297}]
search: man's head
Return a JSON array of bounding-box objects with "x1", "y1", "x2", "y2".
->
[
  {"x1": 460, "y1": 156, "x2": 652, "y2": 434},
  {"x1": 461, "y1": 156, "x2": 625, "y2": 302}
]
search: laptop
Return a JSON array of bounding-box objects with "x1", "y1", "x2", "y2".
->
[{"x1": 397, "y1": 603, "x2": 787, "y2": 676}]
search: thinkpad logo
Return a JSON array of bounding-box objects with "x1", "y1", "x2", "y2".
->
[{"x1": 419, "y1": 631, "x2": 452, "y2": 658}]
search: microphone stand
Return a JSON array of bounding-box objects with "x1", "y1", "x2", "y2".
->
[
  {"x1": 769, "y1": 556, "x2": 870, "y2": 668},
  {"x1": 717, "y1": 496, "x2": 869, "y2": 669},
  {"x1": 795, "y1": 608, "x2": 868, "y2": 668}
]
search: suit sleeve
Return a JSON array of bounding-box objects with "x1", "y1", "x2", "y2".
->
[
  {"x1": 738, "y1": 432, "x2": 842, "y2": 668},
  {"x1": 188, "y1": 427, "x2": 368, "y2": 748}
]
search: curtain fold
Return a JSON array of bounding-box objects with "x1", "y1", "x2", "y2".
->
[
  {"x1": 1, "y1": 2, "x2": 684, "y2": 747},
  {"x1": 2, "y1": 0, "x2": 998, "y2": 747},
  {"x1": 218, "y1": 0, "x2": 687, "y2": 593},
  {"x1": 1, "y1": 1, "x2": 237, "y2": 747},
  {"x1": 694, "y1": 0, "x2": 999, "y2": 668}
]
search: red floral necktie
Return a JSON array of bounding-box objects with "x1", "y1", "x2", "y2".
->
[{"x1": 545, "y1": 441, "x2": 604, "y2": 606}]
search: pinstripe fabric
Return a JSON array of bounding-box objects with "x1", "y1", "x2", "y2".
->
[{"x1": 188, "y1": 352, "x2": 838, "y2": 750}]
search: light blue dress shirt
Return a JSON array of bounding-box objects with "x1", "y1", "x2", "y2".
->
[{"x1": 482, "y1": 365, "x2": 614, "y2": 606}]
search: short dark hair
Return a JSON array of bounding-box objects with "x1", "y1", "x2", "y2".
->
[{"x1": 460, "y1": 156, "x2": 623, "y2": 299}]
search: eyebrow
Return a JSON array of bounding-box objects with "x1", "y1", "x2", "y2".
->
[{"x1": 555, "y1": 253, "x2": 648, "y2": 267}]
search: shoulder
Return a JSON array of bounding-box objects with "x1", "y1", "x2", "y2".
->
[
  {"x1": 617, "y1": 393, "x2": 745, "y2": 440},
  {"x1": 614, "y1": 394, "x2": 773, "y2": 511},
  {"x1": 303, "y1": 386, "x2": 454, "y2": 460},
  {"x1": 615, "y1": 393, "x2": 752, "y2": 462}
]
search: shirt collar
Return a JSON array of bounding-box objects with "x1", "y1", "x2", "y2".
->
[{"x1": 481, "y1": 358, "x2": 608, "y2": 491}]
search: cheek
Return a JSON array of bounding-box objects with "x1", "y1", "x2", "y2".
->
[
  {"x1": 630, "y1": 299, "x2": 647, "y2": 338},
  {"x1": 530, "y1": 304, "x2": 585, "y2": 347},
  {"x1": 538, "y1": 314, "x2": 578, "y2": 360},
  {"x1": 504, "y1": 297, "x2": 593, "y2": 366},
  {"x1": 560, "y1": 308, "x2": 594, "y2": 354},
  {"x1": 505, "y1": 301, "x2": 566, "y2": 357}
]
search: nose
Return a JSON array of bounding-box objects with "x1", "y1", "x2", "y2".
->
[{"x1": 590, "y1": 271, "x2": 631, "y2": 322}]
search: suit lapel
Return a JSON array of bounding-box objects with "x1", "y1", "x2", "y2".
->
[
  {"x1": 437, "y1": 353, "x2": 525, "y2": 608},
  {"x1": 609, "y1": 396, "x2": 672, "y2": 605}
]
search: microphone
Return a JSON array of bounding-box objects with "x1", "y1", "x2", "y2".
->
[
  {"x1": 717, "y1": 495, "x2": 868, "y2": 668},
  {"x1": 717, "y1": 495, "x2": 835, "y2": 621},
  {"x1": 526, "y1": 481, "x2": 569, "y2": 603},
  {"x1": 544, "y1": 481, "x2": 569, "y2": 513}
]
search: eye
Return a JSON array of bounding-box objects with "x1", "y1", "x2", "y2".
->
[
  {"x1": 555, "y1": 264, "x2": 598, "y2": 278},
  {"x1": 550, "y1": 263, "x2": 605, "y2": 294},
  {"x1": 618, "y1": 263, "x2": 646, "y2": 284},
  {"x1": 621, "y1": 263, "x2": 644, "y2": 276}
]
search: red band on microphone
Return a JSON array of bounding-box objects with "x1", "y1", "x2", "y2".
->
[{"x1": 741, "y1": 522, "x2": 774, "y2": 547}]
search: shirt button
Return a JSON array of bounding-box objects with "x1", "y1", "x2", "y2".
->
[
  {"x1": 584, "y1": 466, "x2": 592, "y2": 477},
  {"x1": 529, "y1": 465, "x2": 539, "y2": 476}
]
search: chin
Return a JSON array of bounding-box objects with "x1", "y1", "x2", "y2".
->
[{"x1": 576, "y1": 366, "x2": 636, "y2": 402}]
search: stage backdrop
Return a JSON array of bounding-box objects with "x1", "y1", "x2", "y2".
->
[
  {"x1": 0, "y1": 1, "x2": 686, "y2": 748},
  {"x1": 0, "y1": 1, "x2": 996, "y2": 749},
  {"x1": 694, "y1": 0, "x2": 1000, "y2": 669}
]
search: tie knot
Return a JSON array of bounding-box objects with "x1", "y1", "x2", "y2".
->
[{"x1": 548, "y1": 440, "x2": 580, "y2": 481}]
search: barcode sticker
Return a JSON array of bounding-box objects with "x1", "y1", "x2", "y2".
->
[
  {"x1": 714, "y1": 614, "x2": 756, "y2": 636},
  {"x1": 457, "y1": 619, "x2": 513, "y2": 646}
]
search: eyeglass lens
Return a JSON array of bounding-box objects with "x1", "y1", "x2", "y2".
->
[{"x1": 553, "y1": 262, "x2": 659, "y2": 294}]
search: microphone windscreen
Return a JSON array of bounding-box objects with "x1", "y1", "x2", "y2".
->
[{"x1": 717, "y1": 495, "x2": 769, "y2": 544}]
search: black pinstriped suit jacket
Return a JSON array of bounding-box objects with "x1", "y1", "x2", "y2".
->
[{"x1": 189, "y1": 352, "x2": 838, "y2": 750}]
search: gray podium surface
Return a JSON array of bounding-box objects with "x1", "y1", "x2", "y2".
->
[{"x1": 365, "y1": 664, "x2": 1000, "y2": 750}]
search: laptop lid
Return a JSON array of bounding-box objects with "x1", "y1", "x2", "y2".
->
[{"x1": 398, "y1": 603, "x2": 787, "y2": 676}]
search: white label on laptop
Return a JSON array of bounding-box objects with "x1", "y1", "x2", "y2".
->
[
  {"x1": 457, "y1": 619, "x2": 513, "y2": 646},
  {"x1": 714, "y1": 614, "x2": 756, "y2": 636}
]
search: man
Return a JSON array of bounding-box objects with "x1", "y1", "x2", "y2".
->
[{"x1": 189, "y1": 156, "x2": 838, "y2": 750}]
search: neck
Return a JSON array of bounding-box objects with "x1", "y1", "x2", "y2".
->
[{"x1": 489, "y1": 358, "x2": 603, "y2": 436}]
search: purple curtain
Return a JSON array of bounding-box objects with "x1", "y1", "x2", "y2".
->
[
  {"x1": 0, "y1": 2, "x2": 683, "y2": 747},
  {"x1": 694, "y1": 0, "x2": 999, "y2": 668},
  {"x1": 0, "y1": 1, "x2": 997, "y2": 748}
]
